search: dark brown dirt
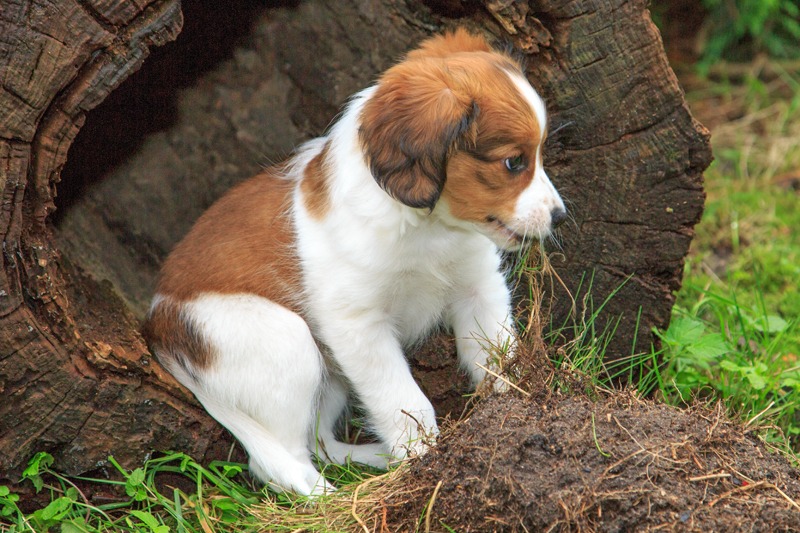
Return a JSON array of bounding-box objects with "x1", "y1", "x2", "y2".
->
[
  {"x1": 377, "y1": 310, "x2": 800, "y2": 533},
  {"x1": 386, "y1": 390, "x2": 800, "y2": 532}
]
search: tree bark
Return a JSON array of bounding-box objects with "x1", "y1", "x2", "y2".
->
[
  {"x1": 528, "y1": 0, "x2": 712, "y2": 358},
  {"x1": 1, "y1": 0, "x2": 712, "y2": 481},
  {"x1": 0, "y1": 0, "x2": 235, "y2": 482}
]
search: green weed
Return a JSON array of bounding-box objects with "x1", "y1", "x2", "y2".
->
[
  {"x1": 663, "y1": 60, "x2": 800, "y2": 447},
  {"x1": 700, "y1": 0, "x2": 800, "y2": 67},
  {"x1": 657, "y1": 289, "x2": 800, "y2": 442},
  {"x1": 543, "y1": 270, "x2": 664, "y2": 397},
  {"x1": 1, "y1": 451, "x2": 268, "y2": 532},
  {"x1": 0, "y1": 448, "x2": 403, "y2": 533}
]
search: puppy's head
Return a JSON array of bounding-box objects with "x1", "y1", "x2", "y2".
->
[{"x1": 359, "y1": 29, "x2": 566, "y2": 251}]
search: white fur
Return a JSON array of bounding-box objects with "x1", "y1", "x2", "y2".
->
[
  {"x1": 292, "y1": 92, "x2": 515, "y2": 457},
  {"x1": 151, "y1": 74, "x2": 563, "y2": 496},
  {"x1": 507, "y1": 72, "x2": 566, "y2": 240}
]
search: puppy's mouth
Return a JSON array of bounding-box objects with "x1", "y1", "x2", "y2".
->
[{"x1": 486, "y1": 216, "x2": 525, "y2": 244}]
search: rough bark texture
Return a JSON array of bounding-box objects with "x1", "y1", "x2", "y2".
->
[
  {"x1": 1, "y1": 0, "x2": 711, "y2": 480},
  {"x1": 0, "y1": 0, "x2": 236, "y2": 482},
  {"x1": 528, "y1": 0, "x2": 712, "y2": 358}
]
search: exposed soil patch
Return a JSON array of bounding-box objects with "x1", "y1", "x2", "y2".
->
[{"x1": 386, "y1": 391, "x2": 800, "y2": 532}]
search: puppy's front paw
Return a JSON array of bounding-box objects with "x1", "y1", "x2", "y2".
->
[
  {"x1": 475, "y1": 360, "x2": 512, "y2": 395},
  {"x1": 390, "y1": 431, "x2": 436, "y2": 463},
  {"x1": 388, "y1": 408, "x2": 439, "y2": 463},
  {"x1": 491, "y1": 374, "x2": 510, "y2": 393}
]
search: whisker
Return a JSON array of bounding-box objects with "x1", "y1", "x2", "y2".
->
[
  {"x1": 521, "y1": 229, "x2": 532, "y2": 255},
  {"x1": 549, "y1": 229, "x2": 564, "y2": 252},
  {"x1": 566, "y1": 212, "x2": 579, "y2": 233}
]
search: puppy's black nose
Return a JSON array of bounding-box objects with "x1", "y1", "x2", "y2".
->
[{"x1": 551, "y1": 208, "x2": 567, "y2": 229}]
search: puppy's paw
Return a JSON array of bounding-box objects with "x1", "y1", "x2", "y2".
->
[
  {"x1": 475, "y1": 363, "x2": 511, "y2": 395},
  {"x1": 491, "y1": 374, "x2": 510, "y2": 393},
  {"x1": 390, "y1": 432, "x2": 436, "y2": 464},
  {"x1": 387, "y1": 408, "x2": 439, "y2": 463},
  {"x1": 309, "y1": 476, "x2": 337, "y2": 497}
]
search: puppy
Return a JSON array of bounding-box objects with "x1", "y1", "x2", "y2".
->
[{"x1": 143, "y1": 29, "x2": 566, "y2": 496}]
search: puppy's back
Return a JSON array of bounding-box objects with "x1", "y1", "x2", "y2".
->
[{"x1": 154, "y1": 168, "x2": 302, "y2": 312}]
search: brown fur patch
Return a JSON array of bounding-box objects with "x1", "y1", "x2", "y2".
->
[
  {"x1": 442, "y1": 62, "x2": 543, "y2": 224},
  {"x1": 359, "y1": 60, "x2": 478, "y2": 209},
  {"x1": 143, "y1": 165, "x2": 304, "y2": 370},
  {"x1": 443, "y1": 150, "x2": 536, "y2": 224},
  {"x1": 406, "y1": 28, "x2": 494, "y2": 60},
  {"x1": 142, "y1": 298, "x2": 213, "y2": 370},
  {"x1": 300, "y1": 143, "x2": 331, "y2": 220},
  {"x1": 359, "y1": 29, "x2": 537, "y2": 213},
  {"x1": 153, "y1": 166, "x2": 302, "y2": 311}
]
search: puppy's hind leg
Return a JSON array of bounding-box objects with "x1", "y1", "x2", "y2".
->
[
  {"x1": 313, "y1": 374, "x2": 391, "y2": 469},
  {"x1": 194, "y1": 393, "x2": 333, "y2": 495},
  {"x1": 160, "y1": 294, "x2": 332, "y2": 496}
]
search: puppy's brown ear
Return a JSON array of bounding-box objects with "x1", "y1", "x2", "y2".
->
[{"x1": 359, "y1": 61, "x2": 478, "y2": 210}]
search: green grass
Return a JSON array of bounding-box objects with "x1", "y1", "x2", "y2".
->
[
  {"x1": 662, "y1": 65, "x2": 800, "y2": 441},
  {"x1": 679, "y1": 66, "x2": 800, "y2": 331},
  {"x1": 0, "y1": 449, "x2": 399, "y2": 533},
  {"x1": 1, "y1": 451, "x2": 267, "y2": 532},
  {"x1": 540, "y1": 63, "x2": 800, "y2": 452},
  {"x1": 660, "y1": 293, "x2": 799, "y2": 439},
  {"x1": 699, "y1": 0, "x2": 800, "y2": 66}
]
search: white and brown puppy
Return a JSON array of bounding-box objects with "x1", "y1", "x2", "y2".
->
[{"x1": 144, "y1": 29, "x2": 566, "y2": 495}]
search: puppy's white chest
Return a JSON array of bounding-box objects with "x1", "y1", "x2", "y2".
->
[
  {"x1": 381, "y1": 263, "x2": 458, "y2": 342},
  {"x1": 300, "y1": 218, "x2": 487, "y2": 343}
]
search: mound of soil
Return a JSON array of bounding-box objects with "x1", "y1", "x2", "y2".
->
[{"x1": 388, "y1": 392, "x2": 800, "y2": 532}]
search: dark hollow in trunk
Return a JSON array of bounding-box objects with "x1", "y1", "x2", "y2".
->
[{"x1": 0, "y1": 0, "x2": 711, "y2": 481}]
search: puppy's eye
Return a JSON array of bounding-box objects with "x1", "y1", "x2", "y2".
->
[{"x1": 504, "y1": 155, "x2": 527, "y2": 173}]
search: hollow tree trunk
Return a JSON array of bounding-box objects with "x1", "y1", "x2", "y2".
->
[
  {"x1": 0, "y1": 0, "x2": 712, "y2": 481},
  {"x1": 0, "y1": 0, "x2": 233, "y2": 482}
]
